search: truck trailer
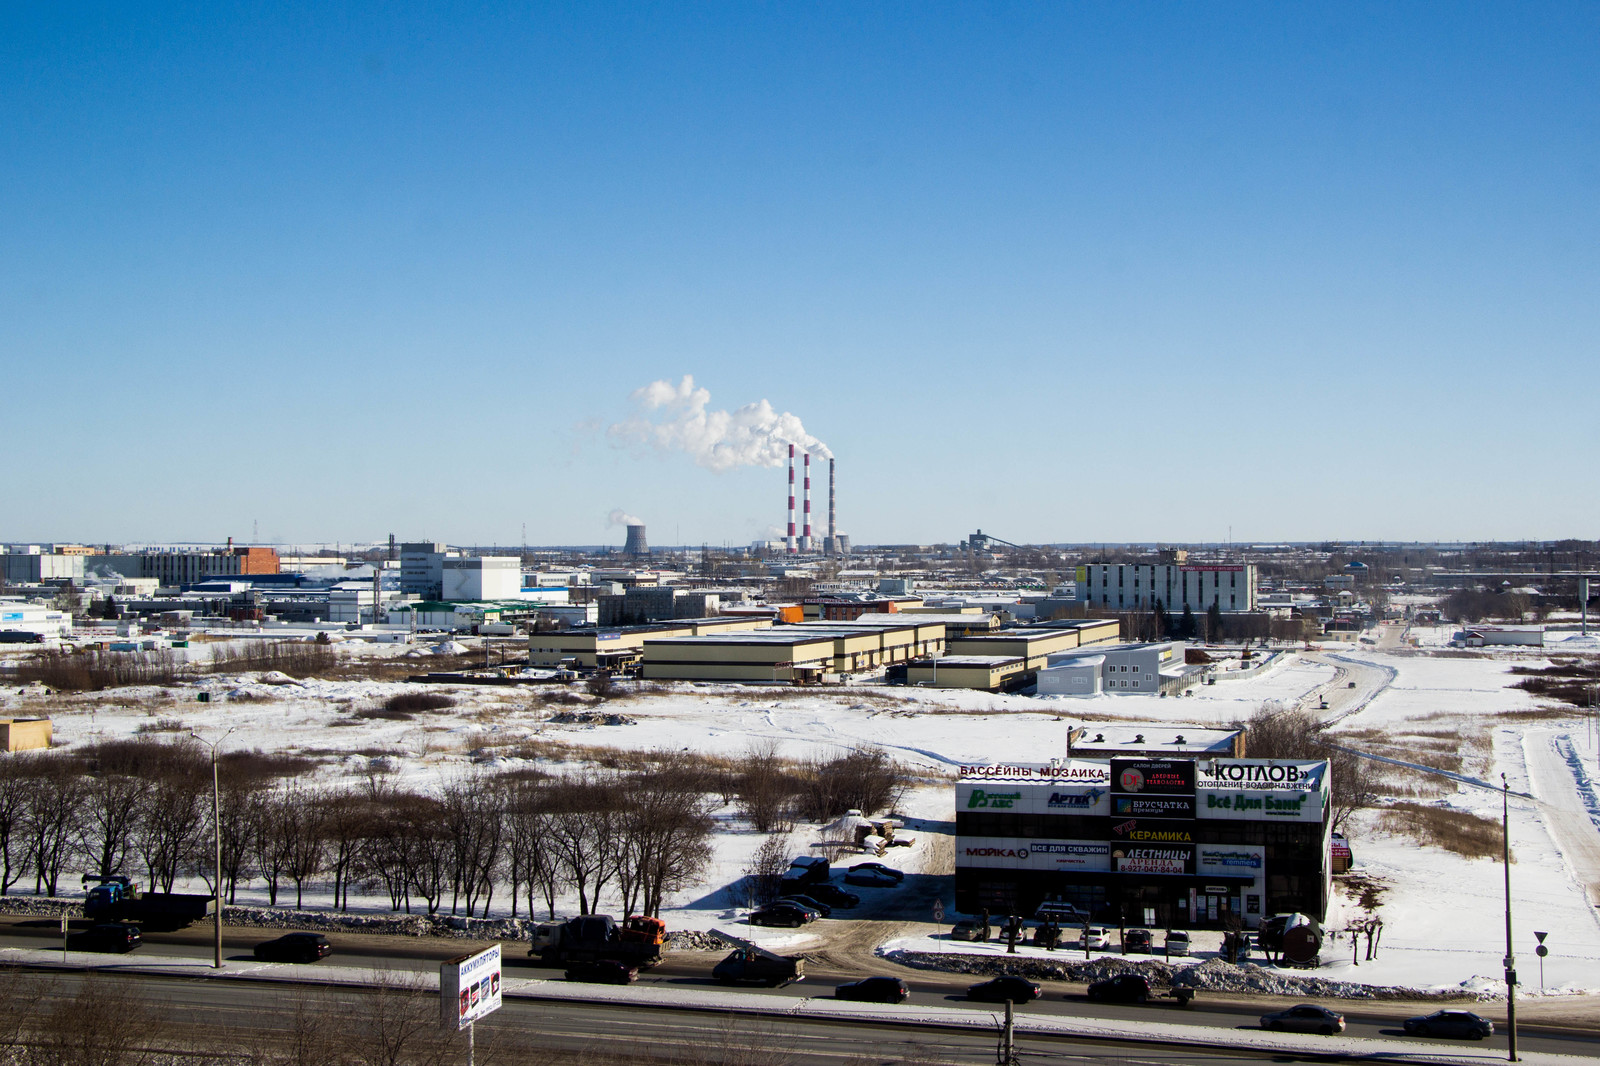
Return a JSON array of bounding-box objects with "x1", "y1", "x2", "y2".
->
[{"x1": 82, "y1": 875, "x2": 216, "y2": 931}]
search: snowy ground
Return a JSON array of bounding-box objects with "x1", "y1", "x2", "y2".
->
[{"x1": 7, "y1": 632, "x2": 1600, "y2": 999}]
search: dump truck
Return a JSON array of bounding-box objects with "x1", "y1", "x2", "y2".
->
[
  {"x1": 81, "y1": 875, "x2": 216, "y2": 931},
  {"x1": 710, "y1": 933, "x2": 805, "y2": 988},
  {"x1": 528, "y1": 914, "x2": 665, "y2": 968}
]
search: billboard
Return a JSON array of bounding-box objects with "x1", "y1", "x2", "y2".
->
[
  {"x1": 1110, "y1": 759, "x2": 1195, "y2": 795},
  {"x1": 1108, "y1": 818, "x2": 1195, "y2": 843},
  {"x1": 1112, "y1": 845, "x2": 1192, "y2": 875},
  {"x1": 958, "y1": 781, "x2": 1109, "y2": 816},
  {"x1": 1195, "y1": 760, "x2": 1325, "y2": 793},
  {"x1": 1200, "y1": 788, "x2": 1323, "y2": 821},
  {"x1": 440, "y1": 944, "x2": 502, "y2": 1031},
  {"x1": 1112, "y1": 794, "x2": 1196, "y2": 819},
  {"x1": 957, "y1": 838, "x2": 1110, "y2": 871}
]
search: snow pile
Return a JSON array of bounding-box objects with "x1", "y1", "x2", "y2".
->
[{"x1": 1169, "y1": 957, "x2": 1483, "y2": 1001}]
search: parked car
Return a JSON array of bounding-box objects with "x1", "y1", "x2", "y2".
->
[
  {"x1": 1403, "y1": 1010, "x2": 1494, "y2": 1040},
  {"x1": 794, "y1": 882, "x2": 860, "y2": 908},
  {"x1": 949, "y1": 919, "x2": 988, "y2": 942},
  {"x1": 1162, "y1": 931, "x2": 1191, "y2": 957},
  {"x1": 967, "y1": 976, "x2": 1042, "y2": 1004},
  {"x1": 848, "y1": 862, "x2": 904, "y2": 882},
  {"x1": 778, "y1": 894, "x2": 832, "y2": 918},
  {"x1": 835, "y1": 977, "x2": 909, "y2": 1003},
  {"x1": 1259, "y1": 1004, "x2": 1346, "y2": 1035},
  {"x1": 1079, "y1": 926, "x2": 1112, "y2": 950},
  {"x1": 1123, "y1": 928, "x2": 1153, "y2": 954},
  {"x1": 775, "y1": 899, "x2": 823, "y2": 922},
  {"x1": 843, "y1": 867, "x2": 901, "y2": 888},
  {"x1": 564, "y1": 959, "x2": 638, "y2": 984},
  {"x1": 1033, "y1": 901, "x2": 1086, "y2": 924},
  {"x1": 253, "y1": 932, "x2": 332, "y2": 963},
  {"x1": 1086, "y1": 974, "x2": 1151, "y2": 1004},
  {"x1": 749, "y1": 902, "x2": 815, "y2": 927},
  {"x1": 66, "y1": 924, "x2": 141, "y2": 953}
]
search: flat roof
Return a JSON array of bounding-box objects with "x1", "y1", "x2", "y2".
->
[
  {"x1": 645, "y1": 631, "x2": 835, "y2": 646},
  {"x1": 918, "y1": 655, "x2": 1024, "y2": 667}
]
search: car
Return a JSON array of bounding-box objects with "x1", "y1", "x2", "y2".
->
[
  {"x1": 843, "y1": 868, "x2": 901, "y2": 888},
  {"x1": 949, "y1": 919, "x2": 988, "y2": 942},
  {"x1": 1079, "y1": 926, "x2": 1112, "y2": 950},
  {"x1": 1086, "y1": 974, "x2": 1152, "y2": 1004},
  {"x1": 798, "y1": 883, "x2": 860, "y2": 908},
  {"x1": 786, "y1": 856, "x2": 830, "y2": 884},
  {"x1": 66, "y1": 924, "x2": 141, "y2": 953},
  {"x1": 1123, "y1": 928, "x2": 1153, "y2": 954},
  {"x1": 1033, "y1": 901, "x2": 1086, "y2": 924},
  {"x1": 835, "y1": 977, "x2": 909, "y2": 1003},
  {"x1": 1162, "y1": 931, "x2": 1191, "y2": 957},
  {"x1": 967, "y1": 976, "x2": 1042, "y2": 1004},
  {"x1": 776, "y1": 899, "x2": 823, "y2": 922},
  {"x1": 564, "y1": 959, "x2": 638, "y2": 984},
  {"x1": 1259, "y1": 1004, "x2": 1346, "y2": 1035},
  {"x1": 848, "y1": 862, "x2": 904, "y2": 882},
  {"x1": 778, "y1": 894, "x2": 832, "y2": 918},
  {"x1": 749, "y1": 902, "x2": 815, "y2": 927},
  {"x1": 1403, "y1": 1010, "x2": 1494, "y2": 1040},
  {"x1": 253, "y1": 932, "x2": 332, "y2": 963}
]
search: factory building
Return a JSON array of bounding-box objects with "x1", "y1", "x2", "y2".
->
[
  {"x1": 2, "y1": 548, "x2": 85, "y2": 585},
  {"x1": 442, "y1": 557, "x2": 521, "y2": 601},
  {"x1": 905, "y1": 655, "x2": 1028, "y2": 692},
  {"x1": 597, "y1": 587, "x2": 722, "y2": 627},
  {"x1": 944, "y1": 618, "x2": 1119, "y2": 670},
  {"x1": 0, "y1": 602, "x2": 73, "y2": 639},
  {"x1": 83, "y1": 546, "x2": 280, "y2": 587},
  {"x1": 956, "y1": 748, "x2": 1331, "y2": 929},
  {"x1": 1074, "y1": 563, "x2": 1258, "y2": 614},
  {"x1": 1036, "y1": 642, "x2": 1203, "y2": 697},
  {"x1": 528, "y1": 616, "x2": 773, "y2": 670},
  {"x1": 639, "y1": 620, "x2": 947, "y2": 682},
  {"x1": 400, "y1": 542, "x2": 452, "y2": 599}
]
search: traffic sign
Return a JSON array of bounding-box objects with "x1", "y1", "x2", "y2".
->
[
  {"x1": 1535, "y1": 945, "x2": 1548, "y2": 957},
  {"x1": 932, "y1": 900, "x2": 945, "y2": 923},
  {"x1": 1534, "y1": 930, "x2": 1548, "y2": 943}
]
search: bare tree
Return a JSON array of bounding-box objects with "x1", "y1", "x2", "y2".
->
[
  {"x1": 282, "y1": 784, "x2": 328, "y2": 909},
  {"x1": 338, "y1": 969, "x2": 451, "y2": 1066},
  {"x1": 22, "y1": 756, "x2": 84, "y2": 895},
  {"x1": 322, "y1": 788, "x2": 370, "y2": 912},
  {"x1": 78, "y1": 771, "x2": 150, "y2": 878},
  {"x1": 0, "y1": 754, "x2": 35, "y2": 894},
  {"x1": 735, "y1": 741, "x2": 794, "y2": 833},
  {"x1": 548, "y1": 775, "x2": 624, "y2": 915},
  {"x1": 741, "y1": 832, "x2": 790, "y2": 907}
]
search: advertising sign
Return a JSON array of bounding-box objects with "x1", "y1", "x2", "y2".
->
[
  {"x1": 1112, "y1": 794, "x2": 1196, "y2": 819},
  {"x1": 1110, "y1": 759, "x2": 1195, "y2": 795},
  {"x1": 1200, "y1": 788, "x2": 1322, "y2": 821},
  {"x1": 440, "y1": 944, "x2": 502, "y2": 1032},
  {"x1": 957, "y1": 838, "x2": 1110, "y2": 872},
  {"x1": 1112, "y1": 845, "x2": 1192, "y2": 875},
  {"x1": 1108, "y1": 818, "x2": 1195, "y2": 843},
  {"x1": 959, "y1": 760, "x2": 1110, "y2": 784},
  {"x1": 1196, "y1": 845, "x2": 1264, "y2": 875},
  {"x1": 1195, "y1": 760, "x2": 1325, "y2": 793},
  {"x1": 957, "y1": 781, "x2": 1109, "y2": 816}
]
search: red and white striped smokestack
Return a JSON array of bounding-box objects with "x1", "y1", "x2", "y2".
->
[
  {"x1": 828, "y1": 458, "x2": 836, "y2": 546},
  {"x1": 802, "y1": 451, "x2": 812, "y2": 551},
  {"x1": 786, "y1": 444, "x2": 796, "y2": 554}
]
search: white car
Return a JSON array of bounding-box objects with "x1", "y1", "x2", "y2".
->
[{"x1": 1080, "y1": 926, "x2": 1112, "y2": 950}]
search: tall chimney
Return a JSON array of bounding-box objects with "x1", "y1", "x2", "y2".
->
[
  {"x1": 786, "y1": 444, "x2": 796, "y2": 554},
  {"x1": 828, "y1": 458, "x2": 837, "y2": 548},
  {"x1": 802, "y1": 452, "x2": 812, "y2": 552}
]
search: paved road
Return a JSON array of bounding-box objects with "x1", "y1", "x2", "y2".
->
[{"x1": 5, "y1": 919, "x2": 1596, "y2": 1059}]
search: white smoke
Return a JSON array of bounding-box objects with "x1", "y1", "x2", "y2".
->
[
  {"x1": 607, "y1": 509, "x2": 644, "y2": 528},
  {"x1": 607, "y1": 375, "x2": 832, "y2": 472}
]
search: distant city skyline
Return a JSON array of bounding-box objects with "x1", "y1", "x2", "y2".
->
[{"x1": 5, "y1": 4, "x2": 1597, "y2": 544}]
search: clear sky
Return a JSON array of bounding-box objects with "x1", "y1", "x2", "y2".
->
[{"x1": 5, "y1": 3, "x2": 1597, "y2": 548}]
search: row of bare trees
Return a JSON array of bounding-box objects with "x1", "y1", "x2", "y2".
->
[{"x1": 0, "y1": 740, "x2": 717, "y2": 919}]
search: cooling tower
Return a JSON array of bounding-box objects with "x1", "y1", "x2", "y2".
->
[{"x1": 624, "y1": 524, "x2": 649, "y2": 557}]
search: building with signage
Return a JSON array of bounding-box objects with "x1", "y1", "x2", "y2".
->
[
  {"x1": 955, "y1": 755, "x2": 1330, "y2": 929},
  {"x1": 1073, "y1": 563, "x2": 1259, "y2": 614}
]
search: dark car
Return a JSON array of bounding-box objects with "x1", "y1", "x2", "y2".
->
[
  {"x1": 253, "y1": 932, "x2": 332, "y2": 963},
  {"x1": 835, "y1": 977, "x2": 909, "y2": 1004},
  {"x1": 967, "y1": 976, "x2": 1042, "y2": 1004},
  {"x1": 1259, "y1": 1004, "x2": 1346, "y2": 1035},
  {"x1": 778, "y1": 894, "x2": 832, "y2": 918},
  {"x1": 1123, "y1": 928, "x2": 1153, "y2": 954},
  {"x1": 564, "y1": 959, "x2": 638, "y2": 984},
  {"x1": 1403, "y1": 1010, "x2": 1494, "y2": 1040},
  {"x1": 66, "y1": 924, "x2": 141, "y2": 953},
  {"x1": 1086, "y1": 974, "x2": 1152, "y2": 1003},
  {"x1": 848, "y1": 862, "x2": 904, "y2": 882},
  {"x1": 749, "y1": 902, "x2": 815, "y2": 927},
  {"x1": 797, "y1": 882, "x2": 860, "y2": 908},
  {"x1": 843, "y1": 868, "x2": 900, "y2": 888}
]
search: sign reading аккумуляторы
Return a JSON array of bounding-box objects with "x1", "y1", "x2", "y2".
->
[{"x1": 440, "y1": 944, "x2": 502, "y2": 1032}]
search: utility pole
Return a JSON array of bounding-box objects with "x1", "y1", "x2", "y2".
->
[
  {"x1": 996, "y1": 1000, "x2": 1017, "y2": 1066},
  {"x1": 1502, "y1": 773, "x2": 1519, "y2": 1062},
  {"x1": 190, "y1": 727, "x2": 234, "y2": 969}
]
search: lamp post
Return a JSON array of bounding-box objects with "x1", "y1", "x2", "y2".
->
[
  {"x1": 190, "y1": 728, "x2": 234, "y2": 969},
  {"x1": 1501, "y1": 772, "x2": 1518, "y2": 1062}
]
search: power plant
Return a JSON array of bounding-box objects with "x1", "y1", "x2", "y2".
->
[
  {"x1": 623, "y1": 524, "x2": 649, "y2": 557},
  {"x1": 784, "y1": 447, "x2": 846, "y2": 555}
]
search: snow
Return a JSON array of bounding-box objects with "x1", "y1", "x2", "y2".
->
[{"x1": 8, "y1": 631, "x2": 1600, "y2": 1001}]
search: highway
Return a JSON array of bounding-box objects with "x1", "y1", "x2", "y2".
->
[{"x1": 5, "y1": 917, "x2": 1597, "y2": 1060}]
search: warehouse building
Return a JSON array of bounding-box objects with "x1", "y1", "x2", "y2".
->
[
  {"x1": 944, "y1": 618, "x2": 1119, "y2": 670},
  {"x1": 0, "y1": 602, "x2": 73, "y2": 639},
  {"x1": 528, "y1": 616, "x2": 773, "y2": 670},
  {"x1": 639, "y1": 619, "x2": 945, "y2": 682},
  {"x1": 955, "y1": 752, "x2": 1331, "y2": 928},
  {"x1": 1036, "y1": 641, "x2": 1203, "y2": 696},
  {"x1": 905, "y1": 655, "x2": 1029, "y2": 692},
  {"x1": 1074, "y1": 563, "x2": 1258, "y2": 614}
]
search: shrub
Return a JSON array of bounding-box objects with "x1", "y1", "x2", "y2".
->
[
  {"x1": 1379, "y1": 802, "x2": 1504, "y2": 860},
  {"x1": 381, "y1": 691, "x2": 457, "y2": 714}
]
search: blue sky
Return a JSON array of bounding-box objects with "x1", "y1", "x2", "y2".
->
[{"x1": 5, "y1": 3, "x2": 1597, "y2": 547}]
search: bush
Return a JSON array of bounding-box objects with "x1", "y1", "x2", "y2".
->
[
  {"x1": 381, "y1": 691, "x2": 457, "y2": 714},
  {"x1": 1379, "y1": 802, "x2": 1504, "y2": 860},
  {"x1": 10, "y1": 648, "x2": 180, "y2": 691}
]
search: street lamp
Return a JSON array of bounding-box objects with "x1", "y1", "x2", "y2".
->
[
  {"x1": 190, "y1": 727, "x2": 234, "y2": 969},
  {"x1": 1501, "y1": 772, "x2": 1518, "y2": 1062}
]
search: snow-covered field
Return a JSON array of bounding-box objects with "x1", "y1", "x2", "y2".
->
[{"x1": 7, "y1": 629, "x2": 1600, "y2": 999}]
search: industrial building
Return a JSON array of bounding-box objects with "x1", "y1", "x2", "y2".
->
[
  {"x1": 82, "y1": 546, "x2": 280, "y2": 586},
  {"x1": 1074, "y1": 563, "x2": 1259, "y2": 614},
  {"x1": 442, "y1": 556, "x2": 521, "y2": 601},
  {"x1": 1036, "y1": 642, "x2": 1203, "y2": 697},
  {"x1": 639, "y1": 619, "x2": 947, "y2": 682},
  {"x1": 2, "y1": 547, "x2": 85, "y2": 584},
  {"x1": 0, "y1": 718, "x2": 51, "y2": 752},
  {"x1": 955, "y1": 750, "x2": 1331, "y2": 928},
  {"x1": 944, "y1": 618, "x2": 1119, "y2": 670},
  {"x1": 905, "y1": 655, "x2": 1028, "y2": 692},
  {"x1": 0, "y1": 602, "x2": 73, "y2": 639},
  {"x1": 528, "y1": 616, "x2": 774, "y2": 670},
  {"x1": 400, "y1": 542, "x2": 451, "y2": 599}
]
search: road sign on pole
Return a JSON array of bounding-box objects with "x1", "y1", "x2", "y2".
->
[{"x1": 442, "y1": 943, "x2": 502, "y2": 1066}]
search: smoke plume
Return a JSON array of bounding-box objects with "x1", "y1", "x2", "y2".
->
[
  {"x1": 607, "y1": 375, "x2": 832, "y2": 472},
  {"x1": 607, "y1": 509, "x2": 644, "y2": 527}
]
